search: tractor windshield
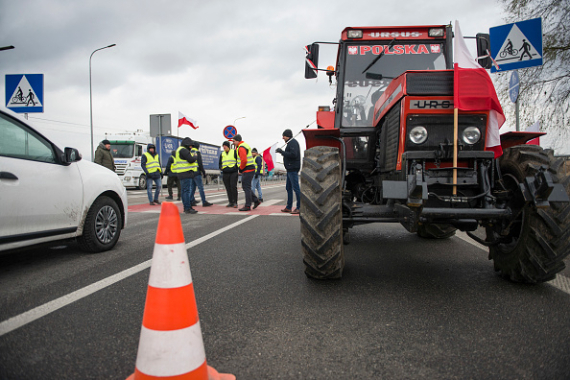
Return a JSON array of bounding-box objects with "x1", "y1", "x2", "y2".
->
[{"x1": 341, "y1": 42, "x2": 447, "y2": 127}]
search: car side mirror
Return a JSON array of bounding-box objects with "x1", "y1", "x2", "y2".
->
[
  {"x1": 305, "y1": 43, "x2": 320, "y2": 79},
  {"x1": 476, "y1": 33, "x2": 492, "y2": 69},
  {"x1": 63, "y1": 147, "x2": 82, "y2": 165}
]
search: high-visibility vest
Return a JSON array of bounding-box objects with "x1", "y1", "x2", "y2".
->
[
  {"x1": 221, "y1": 149, "x2": 238, "y2": 169},
  {"x1": 237, "y1": 142, "x2": 255, "y2": 168},
  {"x1": 171, "y1": 146, "x2": 198, "y2": 173},
  {"x1": 143, "y1": 152, "x2": 162, "y2": 173},
  {"x1": 254, "y1": 155, "x2": 264, "y2": 174}
]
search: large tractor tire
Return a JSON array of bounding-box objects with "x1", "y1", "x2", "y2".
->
[
  {"x1": 487, "y1": 145, "x2": 570, "y2": 283},
  {"x1": 417, "y1": 223, "x2": 457, "y2": 239},
  {"x1": 300, "y1": 146, "x2": 344, "y2": 279}
]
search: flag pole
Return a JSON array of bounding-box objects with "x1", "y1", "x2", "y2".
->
[{"x1": 453, "y1": 108, "x2": 458, "y2": 195}]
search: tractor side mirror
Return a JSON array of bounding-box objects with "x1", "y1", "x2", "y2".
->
[
  {"x1": 476, "y1": 33, "x2": 492, "y2": 69},
  {"x1": 305, "y1": 43, "x2": 320, "y2": 79}
]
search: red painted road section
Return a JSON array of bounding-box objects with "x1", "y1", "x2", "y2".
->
[{"x1": 128, "y1": 202, "x2": 299, "y2": 216}]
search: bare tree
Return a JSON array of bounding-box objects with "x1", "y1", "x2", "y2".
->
[{"x1": 495, "y1": 0, "x2": 569, "y2": 152}]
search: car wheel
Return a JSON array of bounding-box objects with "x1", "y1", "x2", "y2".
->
[{"x1": 77, "y1": 196, "x2": 122, "y2": 253}]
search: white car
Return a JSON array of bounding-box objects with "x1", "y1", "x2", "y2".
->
[{"x1": 0, "y1": 110, "x2": 128, "y2": 252}]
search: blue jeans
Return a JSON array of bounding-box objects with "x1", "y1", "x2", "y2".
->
[
  {"x1": 146, "y1": 176, "x2": 162, "y2": 203},
  {"x1": 190, "y1": 174, "x2": 207, "y2": 203},
  {"x1": 286, "y1": 171, "x2": 300, "y2": 210},
  {"x1": 180, "y1": 178, "x2": 193, "y2": 211},
  {"x1": 252, "y1": 175, "x2": 263, "y2": 199}
]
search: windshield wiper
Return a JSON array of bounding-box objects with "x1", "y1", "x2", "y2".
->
[{"x1": 361, "y1": 38, "x2": 397, "y2": 74}]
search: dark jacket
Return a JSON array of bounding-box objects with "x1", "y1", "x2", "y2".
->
[
  {"x1": 195, "y1": 150, "x2": 206, "y2": 177},
  {"x1": 254, "y1": 155, "x2": 263, "y2": 176},
  {"x1": 94, "y1": 142, "x2": 115, "y2": 172},
  {"x1": 219, "y1": 149, "x2": 239, "y2": 174},
  {"x1": 177, "y1": 138, "x2": 198, "y2": 180},
  {"x1": 281, "y1": 138, "x2": 301, "y2": 172},
  {"x1": 141, "y1": 147, "x2": 161, "y2": 180},
  {"x1": 165, "y1": 153, "x2": 177, "y2": 177}
]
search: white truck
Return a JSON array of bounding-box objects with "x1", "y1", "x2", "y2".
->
[{"x1": 106, "y1": 132, "x2": 153, "y2": 189}]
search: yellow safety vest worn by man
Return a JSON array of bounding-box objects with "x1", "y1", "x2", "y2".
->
[
  {"x1": 142, "y1": 143, "x2": 163, "y2": 205},
  {"x1": 219, "y1": 141, "x2": 239, "y2": 208},
  {"x1": 174, "y1": 138, "x2": 199, "y2": 214},
  {"x1": 233, "y1": 134, "x2": 259, "y2": 211}
]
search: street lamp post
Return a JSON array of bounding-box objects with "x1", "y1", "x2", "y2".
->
[
  {"x1": 233, "y1": 116, "x2": 246, "y2": 126},
  {"x1": 0, "y1": 46, "x2": 15, "y2": 51},
  {"x1": 90, "y1": 44, "x2": 116, "y2": 161}
]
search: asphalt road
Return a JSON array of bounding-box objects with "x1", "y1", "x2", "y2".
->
[{"x1": 1, "y1": 183, "x2": 569, "y2": 379}]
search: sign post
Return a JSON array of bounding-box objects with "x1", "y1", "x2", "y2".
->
[{"x1": 509, "y1": 71, "x2": 520, "y2": 131}]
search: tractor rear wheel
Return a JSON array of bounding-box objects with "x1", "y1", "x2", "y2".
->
[
  {"x1": 487, "y1": 145, "x2": 570, "y2": 283},
  {"x1": 300, "y1": 146, "x2": 344, "y2": 279}
]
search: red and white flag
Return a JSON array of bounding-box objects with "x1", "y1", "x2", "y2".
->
[
  {"x1": 263, "y1": 143, "x2": 278, "y2": 173},
  {"x1": 454, "y1": 21, "x2": 505, "y2": 158},
  {"x1": 178, "y1": 111, "x2": 199, "y2": 129}
]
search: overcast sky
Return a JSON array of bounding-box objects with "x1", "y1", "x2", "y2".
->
[{"x1": 1, "y1": 0, "x2": 523, "y2": 159}]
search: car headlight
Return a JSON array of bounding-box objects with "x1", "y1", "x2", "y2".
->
[
  {"x1": 409, "y1": 126, "x2": 428, "y2": 144},
  {"x1": 462, "y1": 127, "x2": 481, "y2": 145}
]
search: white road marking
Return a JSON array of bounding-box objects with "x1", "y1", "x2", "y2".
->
[
  {"x1": 259, "y1": 199, "x2": 283, "y2": 207},
  {"x1": 0, "y1": 215, "x2": 259, "y2": 337},
  {"x1": 456, "y1": 231, "x2": 570, "y2": 296}
]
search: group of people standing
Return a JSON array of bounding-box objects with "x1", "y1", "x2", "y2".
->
[{"x1": 122, "y1": 127, "x2": 302, "y2": 215}]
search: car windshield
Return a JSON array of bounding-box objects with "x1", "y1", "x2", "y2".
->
[
  {"x1": 111, "y1": 143, "x2": 134, "y2": 158},
  {"x1": 341, "y1": 42, "x2": 447, "y2": 127}
]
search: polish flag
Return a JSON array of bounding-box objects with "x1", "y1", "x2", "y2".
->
[
  {"x1": 178, "y1": 111, "x2": 199, "y2": 129},
  {"x1": 454, "y1": 21, "x2": 505, "y2": 158},
  {"x1": 263, "y1": 143, "x2": 278, "y2": 173}
]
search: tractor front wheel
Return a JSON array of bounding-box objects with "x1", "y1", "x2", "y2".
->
[
  {"x1": 487, "y1": 145, "x2": 570, "y2": 283},
  {"x1": 300, "y1": 146, "x2": 344, "y2": 279}
]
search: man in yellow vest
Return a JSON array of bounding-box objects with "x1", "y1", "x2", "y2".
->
[
  {"x1": 141, "y1": 143, "x2": 162, "y2": 205},
  {"x1": 171, "y1": 137, "x2": 199, "y2": 214},
  {"x1": 233, "y1": 134, "x2": 260, "y2": 211},
  {"x1": 251, "y1": 148, "x2": 264, "y2": 202},
  {"x1": 219, "y1": 141, "x2": 239, "y2": 207}
]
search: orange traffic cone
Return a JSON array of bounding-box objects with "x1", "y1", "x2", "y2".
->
[{"x1": 127, "y1": 202, "x2": 235, "y2": 380}]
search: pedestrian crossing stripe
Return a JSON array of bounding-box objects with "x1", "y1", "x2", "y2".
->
[
  {"x1": 494, "y1": 24, "x2": 541, "y2": 64},
  {"x1": 5, "y1": 74, "x2": 44, "y2": 113}
]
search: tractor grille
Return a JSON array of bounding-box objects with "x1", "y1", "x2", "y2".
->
[
  {"x1": 379, "y1": 100, "x2": 401, "y2": 172},
  {"x1": 406, "y1": 72, "x2": 454, "y2": 96}
]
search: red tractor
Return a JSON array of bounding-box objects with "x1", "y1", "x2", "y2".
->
[{"x1": 300, "y1": 25, "x2": 570, "y2": 282}]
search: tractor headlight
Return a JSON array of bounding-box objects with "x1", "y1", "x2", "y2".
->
[
  {"x1": 409, "y1": 126, "x2": 428, "y2": 144},
  {"x1": 462, "y1": 126, "x2": 481, "y2": 145}
]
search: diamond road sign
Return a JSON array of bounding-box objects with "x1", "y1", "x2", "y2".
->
[
  {"x1": 5, "y1": 74, "x2": 44, "y2": 113},
  {"x1": 490, "y1": 18, "x2": 543, "y2": 73}
]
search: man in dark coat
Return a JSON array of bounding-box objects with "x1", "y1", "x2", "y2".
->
[
  {"x1": 164, "y1": 151, "x2": 181, "y2": 201},
  {"x1": 175, "y1": 137, "x2": 199, "y2": 214},
  {"x1": 141, "y1": 143, "x2": 162, "y2": 205},
  {"x1": 276, "y1": 129, "x2": 301, "y2": 214},
  {"x1": 94, "y1": 139, "x2": 115, "y2": 172},
  {"x1": 189, "y1": 141, "x2": 213, "y2": 207}
]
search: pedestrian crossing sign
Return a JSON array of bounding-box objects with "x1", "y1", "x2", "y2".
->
[
  {"x1": 5, "y1": 74, "x2": 44, "y2": 113},
  {"x1": 490, "y1": 18, "x2": 543, "y2": 73}
]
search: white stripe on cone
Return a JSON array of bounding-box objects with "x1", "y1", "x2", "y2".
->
[
  {"x1": 148, "y1": 242, "x2": 192, "y2": 289},
  {"x1": 135, "y1": 323, "x2": 207, "y2": 377}
]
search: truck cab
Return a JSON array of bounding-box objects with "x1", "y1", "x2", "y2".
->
[{"x1": 108, "y1": 139, "x2": 149, "y2": 189}]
